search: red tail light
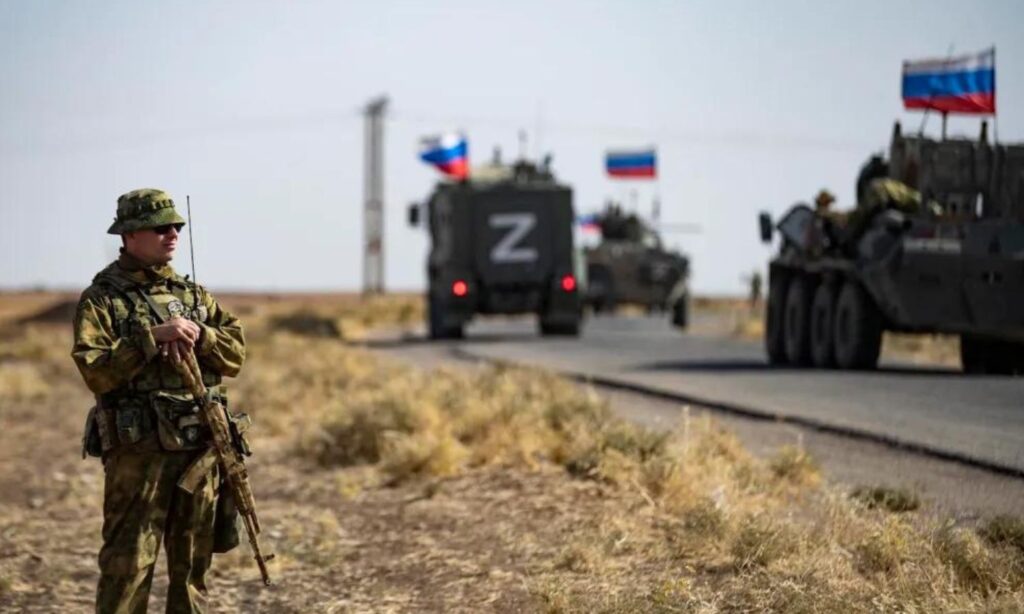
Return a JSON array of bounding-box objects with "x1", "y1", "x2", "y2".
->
[
  {"x1": 560, "y1": 274, "x2": 577, "y2": 292},
  {"x1": 452, "y1": 280, "x2": 468, "y2": 297}
]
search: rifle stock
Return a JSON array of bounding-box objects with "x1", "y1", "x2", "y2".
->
[{"x1": 175, "y1": 351, "x2": 274, "y2": 586}]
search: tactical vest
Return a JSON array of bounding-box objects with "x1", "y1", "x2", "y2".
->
[
  {"x1": 88, "y1": 268, "x2": 224, "y2": 453},
  {"x1": 93, "y1": 268, "x2": 222, "y2": 397}
]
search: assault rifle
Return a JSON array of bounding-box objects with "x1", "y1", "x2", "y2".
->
[{"x1": 174, "y1": 351, "x2": 274, "y2": 585}]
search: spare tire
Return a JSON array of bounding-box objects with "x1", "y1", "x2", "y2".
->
[
  {"x1": 783, "y1": 277, "x2": 814, "y2": 366},
  {"x1": 833, "y1": 281, "x2": 881, "y2": 370}
]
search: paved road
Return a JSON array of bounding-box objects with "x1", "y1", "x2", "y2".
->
[{"x1": 444, "y1": 314, "x2": 1024, "y2": 474}]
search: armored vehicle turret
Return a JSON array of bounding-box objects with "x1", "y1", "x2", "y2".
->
[
  {"x1": 583, "y1": 204, "x2": 690, "y2": 327},
  {"x1": 409, "y1": 158, "x2": 583, "y2": 339},
  {"x1": 759, "y1": 121, "x2": 1024, "y2": 373}
]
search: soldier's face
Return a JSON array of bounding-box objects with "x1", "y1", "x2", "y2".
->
[{"x1": 124, "y1": 225, "x2": 179, "y2": 265}]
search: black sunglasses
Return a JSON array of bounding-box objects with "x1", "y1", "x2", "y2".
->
[{"x1": 152, "y1": 223, "x2": 185, "y2": 235}]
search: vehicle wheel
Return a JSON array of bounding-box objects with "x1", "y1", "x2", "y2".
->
[
  {"x1": 671, "y1": 295, "x2": 688, "y2": 329},
  {"x1": 960, "y1": 335, "x2": 991, "y2": 373},
  {"x1": 783, "y1": 277, "x2": 814, "y2": 366},
  {"x1": 809, "y1": 283, "x2": 836, "y2": 368},
  {"x1": 587, "y1": 267, "x2": 616, "y2": 315},
  {"x1": 540, "y1": 319, "x2": 581, "y2": 337},
  {"x1": 833, "y1": 281, "x2": 882, "y2": 369},
  {"x1": 961, "y1": 336, "x2": 1024, "y2": 375},
  {"x1": 428, "y1": 295, "x2": 463, "y2": 340},
  {"x1": 765, "y1": 275, "x2": 788, "y2": 365}
]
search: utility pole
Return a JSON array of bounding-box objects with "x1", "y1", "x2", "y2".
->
[{"x1": 363, "y1": 95, "x2": 388, "y2": 295}]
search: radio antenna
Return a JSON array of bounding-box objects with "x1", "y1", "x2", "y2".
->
[{"x1": 186, "y1": 194, "x2": 197, "y2": 288}]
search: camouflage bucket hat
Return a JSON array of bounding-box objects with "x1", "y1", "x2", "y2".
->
[
  {"x1": 107, "y1": 188, "x2": 186, "y2": 235},
  {"x1": 814, "y1": 189, "x2": 836, "y2": 208}
]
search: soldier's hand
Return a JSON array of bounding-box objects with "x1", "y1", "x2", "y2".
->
[
  {"x1": 161, "y1": 340, "x2": 190, "y2": 364},
  {"x1": 152, "y1": 317, "x2": 200, "y2": 347}
]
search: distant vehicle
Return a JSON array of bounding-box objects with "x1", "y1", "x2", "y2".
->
[
  {"x1": 759, "y1": 121, "x2": 1024, "y2": 373},
  {"x1": 583, "y1": 204, "x2": 691, "y2": 327},
  {"x1": 409, "y1": 158, "x2": 583, "y2": 339}
]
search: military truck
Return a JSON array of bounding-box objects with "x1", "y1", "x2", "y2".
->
[
  {"x1": 759, "y1": 121, "x2": 1024, "y2": 373},
  {"x1": 583, "y1": 204, "x2": 691, "y2": 327},
  {"x1": 409, "y1": 159, "x2": 583, "y2": 339}
]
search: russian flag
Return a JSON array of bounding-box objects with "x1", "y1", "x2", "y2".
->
[
  {"x1": 420, "y1": 133, "x2": 469, "y2": 179},
  {"x1": 576, "y1": 213, "x2": 601, "y2": 233},
  {"x1": 606, "y1": 149, "x2": 656, "y2": 179},
  {"x1": 902, "y1": 48, "x2": 995, "y2": 115}
]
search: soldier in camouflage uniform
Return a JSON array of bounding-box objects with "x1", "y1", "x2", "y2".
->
[
  {"x1": 844, "y1": 177, "x2": 925, "y2": 239},
  {"x1": 72, "y1": 189, "x2": 246, "y2": 614},
  {"x1": 814, "y1": 189, "x2": 835, "y2": 213}
]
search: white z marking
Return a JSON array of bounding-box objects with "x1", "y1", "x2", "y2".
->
[{"x1": 489, "y1": 213, "x2": 538, "y2": 263}]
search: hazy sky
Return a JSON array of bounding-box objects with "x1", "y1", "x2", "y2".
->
[{"x1": 2, "y1": 0, "x2": 1022, "y2": 293}]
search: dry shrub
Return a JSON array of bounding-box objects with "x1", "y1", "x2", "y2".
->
[
  {"x1": 768, "y1": 445, "x2": 821, "y2": 488},
  {"x1": 851, "y1": 485, "x2": 921, "y2": 513},
  {"x1": 980, "y1": 515, "x2": 1024, "y2": 555},
  {"x1": 855, "y1": 516, "x2": 917, "y2": 574},
  {"x1": 681, "y1": 497, "x2": 728, "y2": 539},
  {"x1": 730, "y1": 514, "x2": 799, "y2": 569},
  {"x1": 934, "y1": 524, "x2": 1021, "y2": 595},
  {"x1": 268, "y1": 311, "x2": 342, "y2": 338},
  {"x1": 665, "y1": 496, "x2": 731, "y2": 563}
]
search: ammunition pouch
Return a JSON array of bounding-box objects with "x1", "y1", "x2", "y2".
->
[
  {"x1": 213, "y1": 484, "x2": 241, "y2": 554},
  {"x1": 107, "y1": 397, "x2": 156, "y2": 447},
  {"x1": 151, "y1": 391, "x2": 213, "y2": 452},
  {"x1": 81, "y1": 406, "x2": 104, "y2": 459}
]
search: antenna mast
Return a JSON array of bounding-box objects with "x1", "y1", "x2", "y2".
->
[{"x1": 186, "y1": 195, "x2": 197, "y2": 285}]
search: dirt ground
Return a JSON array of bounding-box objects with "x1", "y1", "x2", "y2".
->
[{"x1": 1, "y1": 293, "x2": 1021, "y2": 613}]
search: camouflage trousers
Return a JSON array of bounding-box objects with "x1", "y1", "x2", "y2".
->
[{"x1": 97, "y1": 438, "x2": 219, "y2": 614}]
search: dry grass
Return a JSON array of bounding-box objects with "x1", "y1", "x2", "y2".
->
[
  {"x1": 851, "y1": 485, "x2": 922, "y2": 513},
  {"x1": 251, "y1": 300, "x2": 1022, "y2": 610},
  {"x1": 1, "y1": 292, "x2": 1022, "y2": 612}
]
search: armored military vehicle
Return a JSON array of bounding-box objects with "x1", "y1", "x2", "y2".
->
[
  {"x1": 583, "y1": 204, "x2": 691, "y2": 327},
  {"x1": 409, "y1": 159, "x2": 583, "y2": 339},
  {"x1": 759, "y1": 121, "x2": 1024, "y2": 373}
]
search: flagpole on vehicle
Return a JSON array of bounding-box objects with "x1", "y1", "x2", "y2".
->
[{"x1": 992, "y1": 46, "x2": 998, "y2": 145}]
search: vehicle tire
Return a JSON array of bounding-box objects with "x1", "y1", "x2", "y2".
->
[
  {"x1": 961, "y1": 336, "x2": 1024, "y2": 375},
  {"x1": 833, "y1": 281, "x2": 882, "y2": 370},
  {"x1": 783, "y1": 277, "x2": 814, "y2": 366},
  {"x1": 540, "y1": 319, "x2": 580, "y2": 337},
  {"x1": 588, "y1": 267, "x2": 616, "y2": 315},
  {"x1": 671, "y1": 295, "x2": 688, "y2": 329},
  {"x1": 428, "y1": 294, "x2": 463, "y2": 340},
  {"x1": 809, "y1": 283, "x2": 836, "y2": 368},
  {"x1": 765, "y1": 275, "x2": 788, "y2": 365}
]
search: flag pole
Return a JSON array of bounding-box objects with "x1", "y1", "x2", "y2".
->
[
  {"x1": 992, "y1": 46, "x2": 998, "y2": 145},
  {"x1": 941, "y1": 112, "x2": 948, "y2": 140},
  {"x1": 918, "y1": 109, "x2": 930, "y2": 136}
]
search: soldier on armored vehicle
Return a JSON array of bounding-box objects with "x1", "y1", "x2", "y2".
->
[{"x1": 760, "y1": 121, "x2": 1024, "y2": 374}]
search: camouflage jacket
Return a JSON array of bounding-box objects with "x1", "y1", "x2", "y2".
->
[{"x1": 72, "y1": 252, "x2": 245, "y2": 400}]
